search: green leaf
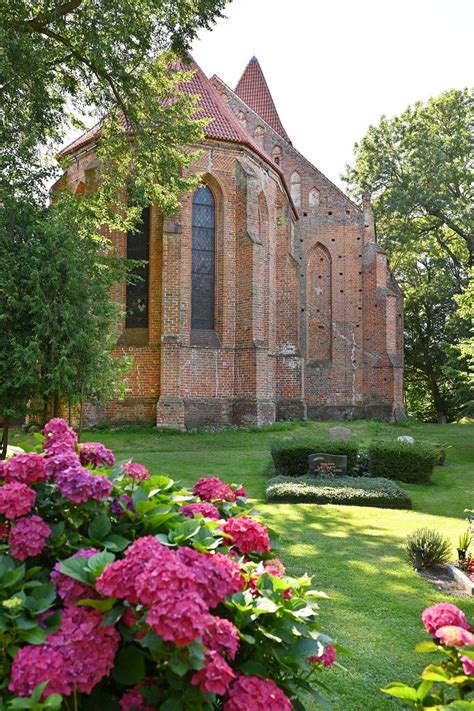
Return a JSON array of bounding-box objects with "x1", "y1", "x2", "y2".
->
[
  {"x1": 112, "y1": 646, "x2": 146, "y2": 685},
  {"x1": 88, "y1": 514, "x2": 112, "y2": 541},
  {"x1": 415, "y1": 640, "x2": 438, "y2": 653},
  {"x1": 253, "y1": 597, "x2": 279, "y2": 614},
  {"x1": 381, "y1": 682, "x2": 418, "y2": 702},
  {"x1": 18, "y1": 627, "x2": 46, "y2": 644},
  {"x1": 421, "y1": 664, "x2": 450, "y2": 682},
  {"x1": 86, "y1": 551, "x2": 115, "y2": 578},
  {"x1": 76, "y1": 597, "x2": 116, "y2": 612},
  {"x1": 59, "y1": 557, "x2": 95, "y2": 586},
  {"x1": 102, "y1": 535, "x2": 129, "y2": 552}
]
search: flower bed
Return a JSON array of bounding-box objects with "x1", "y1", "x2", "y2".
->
[
  {"x1": 0, "y1": 419, "x2": 342, "y2": 709},
  {"x1": 265, "y1": 475, "x2": 412, "y2": 509}
]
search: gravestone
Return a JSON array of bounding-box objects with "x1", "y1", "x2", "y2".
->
[
  {"x1": 308, "y1": 453, "x2": 348, "y2": 477},
  {"x1": 328, "y1": 426, "x2": 352, "y2": 441},
  {"x1": 397, "y1": 436, "x2": 415, "y2": 445}
]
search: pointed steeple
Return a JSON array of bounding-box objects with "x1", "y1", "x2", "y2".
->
[{"x1": 235, "y1": 57, "x2": 291, "y2": 144}]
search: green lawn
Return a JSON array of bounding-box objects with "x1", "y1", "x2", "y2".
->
[{"x1": 10, "y1": 418, "x2": 474, "y2": 710}]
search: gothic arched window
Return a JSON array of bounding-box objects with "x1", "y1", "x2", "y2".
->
[
  {"x1": 192, "y1": 185, "x2": 215, "y2": 330},
  {"x1": 126, "y1": 206, "x2": 150, "y2": 328}
]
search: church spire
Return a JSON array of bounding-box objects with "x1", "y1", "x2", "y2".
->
[{"x1": 234, "y1": 57, "x2": 291, "y2": 144}]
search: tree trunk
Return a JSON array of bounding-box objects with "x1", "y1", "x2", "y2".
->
[
  {"x1": 53, "y1": 393, "x2": 61, "y2": 418},
  {"x1": 1, "y1": 420, "x2": 9, "y2": 460},
  {"x1": 427, "y1": 374, "x2": 448, "y2": 424}
]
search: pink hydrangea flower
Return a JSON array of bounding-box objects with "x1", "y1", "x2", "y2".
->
[
  {"x1": 212, "y1": 553, "x2": 245, "y2": 593},
  {"x1": 43, "y1": 418, "x2": 78, "y2": 455},
  {"x1": 51, "y1": 548, "x2": 100, "y2": 605},
  {"x1": 422, "y1": 603, "x2": 469, "y2": 637},
  {"x1": 461, "y1": 655, "x2": 474, "y2": 675},
  {"x1": 193, "y1": 477, "x2": 236, "y2": 502},
  {"x1": 308, "y1": 643, "x2": 337, "y2": 667},
  {"x1": 4, "y1": 453, "x2": 47, "y2": 484},
  {"x1": 192, "y1": 650, "x2": 235, "y2": 695},
  {"x1": 45, "y1": 451, "x2": 81, "y2": 479},
  {"x1": 9, "y1": 515, "x2": 51, "y2": 560},
  {"x1": 435, "y1": 625, "x2": 474, "y2": 647},
  {"x1": 111, "y1": 495, "x2": 135, "y2": 517},
  {"x1": 234, "y1": 485, "x2": 248, "y2": 498},
  {"x1": 177, "y1": 548, "x2": 242, "y2": 608},
  {"x1": 80, "y1": 442, "x2": 115, "y2": 468},
  {"x1": 0, "y1": 459, "x2": 5, "y2": 479},
  {"x1": 224, "y1": 674, "x2": 293, "y2": 711},
  {"x1": 135, "y1": 550, "x2": 195, "y2": 606},
  {"x1": 55, "y1": 466, "x2": 112, "y2": 504},
  {"x1": 179, "y1": 502, "x2": 220, "y2": 520},
  {"x1": 221, "y1": 517, "x2": 270, "y2": 554},
  {"x1": 120, "y1": 685, "x2": 154, "y2": 711},
  {"x1": 204, "y1": 616, "x2": 240, "y2": 660},
  {"x1": 0, "y1": 482, "x2": 36, "y2": 519},
  {"x1": 9, "y1": 607, "x2": 119, "y2": 697},
  {"x1": 96, "y1": 537, "x2": 172, "y2": 603},
  {"x1": 121, "y1": 462, "x2": 150, "y2": 481},
  {"x1": 147, "y1": 590, "x2": 209, "y2": 646}
]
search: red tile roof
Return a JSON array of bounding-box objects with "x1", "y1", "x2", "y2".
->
[{"x1": 234, "y1": 57, "x2": 291, "y2": 144}]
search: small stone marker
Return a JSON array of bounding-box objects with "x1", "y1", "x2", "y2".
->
[
  {"x1": 397, "y1": 436, "x2": 415, "y2": 445},
  {"x1": 308, "y1": 453, "x2": 348, "y2": 477},
  {"x1": 328, "y1": 426, "x2": 352, "y2": 441}
]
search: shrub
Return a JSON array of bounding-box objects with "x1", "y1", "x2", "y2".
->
[
  {"x1": 367, "y1": 441, "x2": 436, "y2": 483},
  {"x1": 405, "y1": 528, "x2": 452, "y2": 569},
  {"x1": 0, "y1": 418, "x2": 341, "y2": 710},
  {"x1": 270, "y1": 437, "x2": 359, "y2": 477},
  {"x1": 382, "y1": 602, "x2": 474, "y2": 707},
  {"x1": 265, "y1": 475, "x2": 412, "y2": 509}
]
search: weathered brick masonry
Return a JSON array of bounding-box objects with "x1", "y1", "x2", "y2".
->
[{"x1": 60, "y1": 56, "x2": 404, "y2": 428}]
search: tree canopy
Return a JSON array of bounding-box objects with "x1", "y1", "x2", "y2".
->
[{"x1": 344, "y1": 88, "x2": 473, "y2": 422}]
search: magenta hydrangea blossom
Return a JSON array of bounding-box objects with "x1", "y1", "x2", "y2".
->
[
  {"x1": 461, "y1": 655, "x2": 474, "y2": 675},
  {"x1": 43, "y1": 418, "x2": 78, "y2": 455},
  {"x1": 179, "y1": 502, "x2": 220, "y2": 520},
  {"x1": 234, "y1": 485, "x2": 248, "y2": 498},
  {"x1": 177, "y1": 547, "x2": 243, "y2": 608},
  {"x1": 4, "y1": 453, "x2": 48, "y2": 485},
  {"x1": 192, "y1": 650, "x2": 235, "y2": 695},
  {"x1": 224, "y1": 674, "x2": 293, "y2": 711},
  {"x1": 51, "y1": 548, "x2": 100, "y2": 605},
  {"x1": 308, "y1": 643, "x2": 337, "y2": 667},
  {"x1": 435, "y1": 625, "x2": 474, "y2": 647},
  {"x1": 193, "y1": 477, "x2": 236, "y2": 503},
  {"x1": 121, "y1": 462, "x2": 151, "y2": 481},
  {"x1": 8, "y1": 515, "x2": 51, "y2": 560},
  {"x1": 120, "y1": 685, "x2": 154, "y2": 711},
  {"x1": 221, "y1": 517, "x2": 271, "y2": 554},
  {"x1": 0, "y1": 482, "x2": 36, "y2": 519},
  {"x1": 44, "y1": 451, "x2": 81, "y2": 479},
  {"x1": 204, "y1": 616, "x2": 240, "y2": 660},
  {"x1": 111, "y1": 495, "x2": 135, "y2": 517},
  {"x1": 9, "y1": 606, "x2": 119, "y2": 697},
  {"x1": 80, "y1": 442, "x2": 115, "y2": 468},
  {"x1": 55, "y1": 466, "x2": 112, "y2": 504},
  {"x1": 422, "y1": 603, "x2": 469, "y2": 637},
  {"x1": 147, "y1": 590, "x2": 209, "y2": 646}
]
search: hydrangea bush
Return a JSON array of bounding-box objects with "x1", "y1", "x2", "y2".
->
[
  {"x1": 0, "y1": 418, "x2": 342, "y2": 710},
  {"x1": 382, "y1": 602, "x2": 474, "y2": 707}
]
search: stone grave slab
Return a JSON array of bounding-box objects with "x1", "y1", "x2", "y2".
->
[
  {"x1": 328, "y1": 427, "x2": 352, "y2": 441},
  {"x1": 308, "y1": 453, "x2": 348, "y2": 477}
]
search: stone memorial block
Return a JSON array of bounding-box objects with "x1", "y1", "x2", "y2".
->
[
  {"x1": 397, "y1": 436, "x2": 415, "y2": 445},
  {"x1": 328, "y1": 427, "x2": 352, "y2": 441},
  {"x1": 308, "y1": 453, "x2": 348, "y2": 477}
]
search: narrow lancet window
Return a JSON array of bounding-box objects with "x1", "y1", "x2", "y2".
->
[
  {"x1": 192, "y1": 186, "x2": 215, "y2": 330},
  {"x1": 126, "y1": 206, "x2": 150, "y2": 328}
]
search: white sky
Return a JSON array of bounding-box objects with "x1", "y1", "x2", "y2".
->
[{"x1": 192, "y1": 0, "x2": 473, "y2": 189}]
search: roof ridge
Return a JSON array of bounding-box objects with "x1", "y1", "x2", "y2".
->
[
  {"x1": 234, "y1": 57, "x2": 291, "y2": 144},
  {"x1": 212, "y1": 75, "x2": 360, "y2": 212}
]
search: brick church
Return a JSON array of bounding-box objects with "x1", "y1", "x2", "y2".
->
[{"x1": 60, "y1": 56, "x2": 404, "y2": 429}]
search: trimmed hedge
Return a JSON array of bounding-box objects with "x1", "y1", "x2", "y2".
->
[
  {"x1": 368, "y1": 441, "x2": 436, "y2": 484},
  {"x1": 265, "y1": 475, "x2": 412, "y2": 509},
  {"x1": 270, "y1": 437, "x2": 359, "y2": 477}
]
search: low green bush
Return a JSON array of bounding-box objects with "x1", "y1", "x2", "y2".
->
[
  {"x1": 368, "y1": 441, "x2": 436, "y2": 483},
  {"x1": 265, "y1": 475, "x2": 412, "y2": 509},
  {"x1": 405, "y1": 528, "x2": 452, "y2": 569},
  {"x1": 270, "y1": 437, "x2": 359, "y2": 477}
]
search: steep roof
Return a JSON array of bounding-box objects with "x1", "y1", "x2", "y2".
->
[{"x1": 234, "y1": 57, "x2": 291, "y2": 144}]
